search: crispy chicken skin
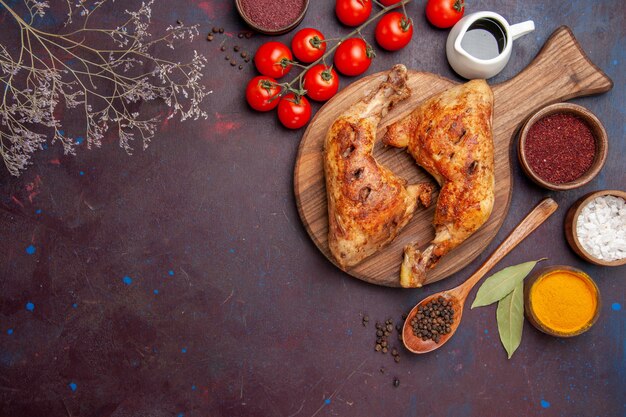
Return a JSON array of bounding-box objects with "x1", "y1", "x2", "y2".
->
[
  {"x1": 325, "y1": 65, "x2": 434, "y2": 269},
  {"x1": 382, "y1": 79, "x2": 495, "y2": 288}
]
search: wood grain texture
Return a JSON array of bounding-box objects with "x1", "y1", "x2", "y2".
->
[{"x1": 294, "y1": 26, "x2": 612, "y2": 287}]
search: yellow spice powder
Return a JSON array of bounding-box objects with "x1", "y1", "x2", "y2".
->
[{"x1": 530, "y1": 271, "x2": 597, "y2": 333}]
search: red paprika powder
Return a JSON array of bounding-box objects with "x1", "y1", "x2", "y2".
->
[
  {"x1": 524, "y1": 113, "x2": 596, "y2": 184},
  {"x1": 239, "y1": 0, "x2": 307, "y2": 32}
]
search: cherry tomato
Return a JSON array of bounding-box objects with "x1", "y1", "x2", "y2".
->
[
  {"x1": 291, "y1": 28, "x2": 326, "y2": 63},
  {"x1": 379, "y1": 0, "x2": 402, "y2": 5},
  {"x1": 375, "y1": 12, "x2": 413, "y2": 51},
  {"x1": 254, "y1": 42, "x2": 293, "y2": 79},
  {"x1": 333, "y1": 38, "x2": 373, "y2": 77},
  {"x1": 304, "y1": 65, "x2": 340, "y2": 102},
  {"x1": 425, "y1": 0, "x2": 465, "y2": 29},
  {"x1": 277, "y1": 94, "x2": 312, "y2": 129},
  {"x1": 335, "y1": 0, "x2": 372, "y2": 27},
  {"x1": 245, "y1": 76, "x2": 281, "y2": 112}
]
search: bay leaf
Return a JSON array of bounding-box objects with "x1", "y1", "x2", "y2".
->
[
  {"x1": 497, "y1": 281, "x2": 524, "y2": 359},
  {"x1": 471, "y1": 259, "x2": 545, "y2": 309}
]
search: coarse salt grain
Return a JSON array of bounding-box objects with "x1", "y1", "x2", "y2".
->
[{"x1": 576, "y1": 195, "x2": 626, "y2": 261}]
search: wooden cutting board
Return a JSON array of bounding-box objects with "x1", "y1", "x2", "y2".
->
[{"x1": 294, "y1": 26, "x2": 613, "y2": 287}]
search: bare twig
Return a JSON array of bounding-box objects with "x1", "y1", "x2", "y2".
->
[{"x1": 0, "y1": 0, "x2": 209, "y2": 176}]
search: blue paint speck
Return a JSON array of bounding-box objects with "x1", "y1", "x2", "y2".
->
[
  {"x1": 25, "y1": 245, "x2": 36, "y2": 255},
  {"x1": 484, "y1": 329, "x2": 488, "y2": 334},
  {"x1": 181, "y1": 347, "x2": 187, "y2": 353},
  {"x1": 79, "y1": 171, "x2": 85, "y2": 176},
  {"x1": 7, "y1": 329, "x2": 14, "y2": 335},
  {"x1": 541, "y1": 399, "x2": 550, "y2": 408},
  {"x1": 42, "y1": 144, "x2": 48, "y2": 150},
  {"x1": 72, "y1": 303, "x2": 78, "y2": 309},
  {"x1": 25, "y1": 302, "x2": 35, "y2": 311},
  {"x1": 68, "y1": 382, "x2": 77, "y2": 391},
  {"x1": 75, "y1": 136, "x2": 84, "y2": 145},
  {"x1": 324, "y1": 398, "x2": 331, "y2": 405},
  {"x1": 153, "y1": 289, "x2": 159, "y2": 295},
  {"x1": 122, "y1": 276, "x2": 133, "y2": 285},
  {"x1": 612, "y1": 59, "x2": 618, "y2": 65},
  {"x1": 168, "y1": 270, "x2": 175, "y2": 276},
  {"x1": 58, "y1": 130, "x2": 65, "y2": 135},
  {"x1": 229, "y1": 248, "x2": 235, "y2": 254},
  {"x1": 612, "y1": 302, "x2": 621, "y2": 311},
  {"x1": 191, "y1": 385, "x2": 196, "y2": 390},
  {"x1": 35, "y1": 209, "x2": 42, "y2": 214},
  {"x1": 178, "y1": 414, "x2": 184, "y2": 417}
]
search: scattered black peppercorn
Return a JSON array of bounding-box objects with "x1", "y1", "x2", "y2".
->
[
  {"x1": 245, "y1": 32, "x2": 252, "y2": 38},
  {"x1": 176, "y1": 19, "x2": 182, "y2": 25},
  {"x1": 230, "y1": 60, "x2": 237, "y2": 66},
  {"x1": 241, "y1": 52, "x2": 248, "y2": 59},
  {"x1": 393, "y1": 377, "x2": 400, "y2": 388},
  {"x1": 225, "y1": 55, "x2": 230, "y2": 61},
  {"x1": 220, "y1": 45, "x2": 226, "y2": 52},
  {"x1": 244, "y1": 57, "x2": 251, "y2": 63},
  {"x1": 212, "y1": 27, "x2": 219, "y2": 33},
  {"x1": 238, "y1": 33, "x2": 244, "y2": 38},
  {"x1": 239, "y1": 65, "x2": 243, "y2": 70},
  {"x1": 234, "y1": 45, "x2": 240, "y2": 52},
  {"x1": 218, "y1": 27, "x2": 224, "y2": 33},
  {"x1": 207, "y1": 34, "x2": 214, "y2": 41}
]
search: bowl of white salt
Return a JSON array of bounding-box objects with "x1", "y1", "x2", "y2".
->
[{"x1": 565, "y1": 190, "x2": 626, "y2": 266}]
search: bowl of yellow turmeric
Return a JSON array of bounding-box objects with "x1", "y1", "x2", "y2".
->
[{"x1": 524, "y1": 265, "x2": 601, "y2": 337}]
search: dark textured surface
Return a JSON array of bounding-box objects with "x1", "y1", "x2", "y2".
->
[{"x1": 0, "y1": 1, "x2": 624, "y2": 416}]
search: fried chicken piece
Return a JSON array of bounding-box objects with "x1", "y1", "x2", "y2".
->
[
  {"x1": 325, "y1": 65, "x2": 434, "y2": 269},
  {"x1": 383, "y1": 79, "x2": 495, "y2": 287}
]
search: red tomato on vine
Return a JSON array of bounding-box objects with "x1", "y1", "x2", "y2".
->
[
  {"x1": 245, "y1": 76, "x2": 281, "y2": 112},
  {"x1": 333, "y1": 38, "x2": 374, "y2": 76},
  {"x1": 425, "y1": 0, "x2": 465, "y2": 29},
  {"x1": 254, "y1": 42, "x2": 293, "y2": 79},
  {"x1": 335, "y1": 0, "x2": 372, "y2": 27},
  {"x1": 291, "y1": 28, "x2": 326, "y2": 63},
  {"x1": 304, "y1": 65, "x2": 340, "y2": 102},
  {"x1": 278, "y1": 94, "x2": 311, "y2": 129},
  {"x1": 375, "y1": 12, "x2": 413, "y2": 51}
]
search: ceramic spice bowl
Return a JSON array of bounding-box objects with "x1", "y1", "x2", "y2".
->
[
  {"x1": 564, "y1": 189, "x2": 626, "y2": 266},
  {"x1": 517, "y1": 102, "x2": 608, "y2": 191},
  {"x1": 524, "y1": 265, "x2": 601, "y2": 338},
  {"x1": 235, "y1": 0, "x2": 310, "y2": 35}
]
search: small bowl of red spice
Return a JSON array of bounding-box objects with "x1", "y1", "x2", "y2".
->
[
  {"x1": 236, "y1": 0, "x2": 310, "y2": 35},
  {"x1": 518, "y1": 103, "x2": 608, "y2": 191}
]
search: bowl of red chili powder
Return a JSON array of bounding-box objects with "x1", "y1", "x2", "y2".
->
[
  {"x1": 518, "y1": 103, "x2": 608, "y2": 191},
  {"x1": 236, "y1": 0, "x2": 310, "y2": 35}
]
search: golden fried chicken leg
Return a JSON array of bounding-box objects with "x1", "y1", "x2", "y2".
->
[
  {"x1": 383, "y1": 79, "x2": 495, "y2": 287},
  {"x1": 325, "y1": 65, "x2": 434, "y2": 269}
]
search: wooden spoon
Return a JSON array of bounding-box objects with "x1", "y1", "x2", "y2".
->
[{"x1": 402, "y1": 198, "x2": 559, "y2": 354}]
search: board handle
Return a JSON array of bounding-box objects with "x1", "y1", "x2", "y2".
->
[{"x1": 493, "y1": 26, "x2": 613, "y2": 130}]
